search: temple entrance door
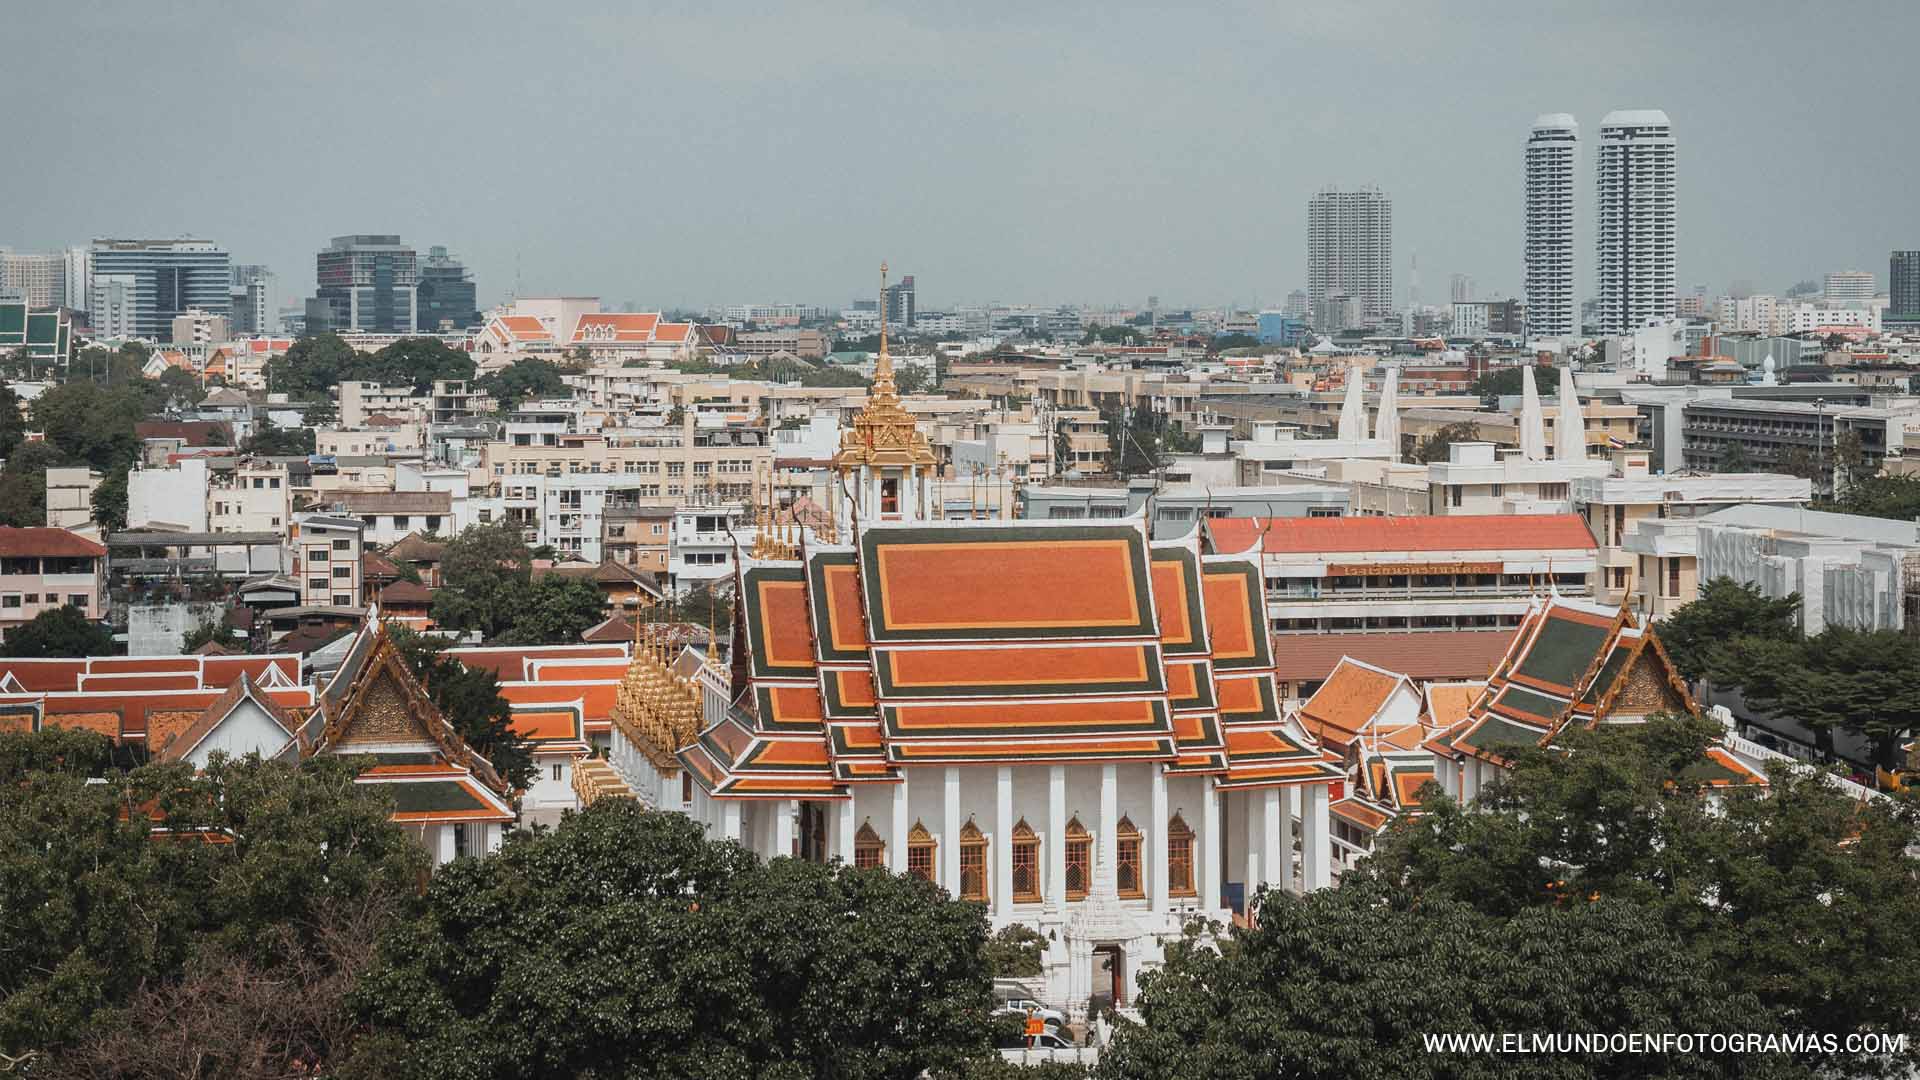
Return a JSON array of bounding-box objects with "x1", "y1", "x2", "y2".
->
[
  {"x1": 1092, "y1": 944, "x2": 1127, "y2": 1006},
  {"x1": 798, "y1": 802, "x2": 829, "y2": 862}
]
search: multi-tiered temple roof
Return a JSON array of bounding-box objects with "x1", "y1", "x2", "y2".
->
[{"x1": 680, "y1": 518, "x2": 1340, "y2": 799}]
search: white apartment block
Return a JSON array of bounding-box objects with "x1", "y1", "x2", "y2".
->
[
  {"x1": 1824, "y1": 270, "x2": 1876, "y2": 303},
  {"x1": 1524, "y1": 114, "x2": 1578, "y2": 339},
  {"x1": 339, "y1": 381, "x2": 427, "y2": 427},
  {"x1": 44, "y1": 467, "x2": 101, "y2": 530},
  {"x1": 1306, "y1": 187, "x2": 1393, "y2": 327},
  {"x1": 290, "y1": 514, "x2": 365, "y2": 608},
  {"x1": 1595, "y1": 110, "x2": 1677, "y2": 335},
  {"x1": 209, "y1": 459, "x2": 292, "y2": 535}
]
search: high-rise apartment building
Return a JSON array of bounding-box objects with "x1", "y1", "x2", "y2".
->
[
  {"x1": 230, "y1": 264, "x2": 277, "y2": 336},
  {"x1": 1823, "y1": 270, "x2": 1875, "y2": 303},
  {"x1": 1892, "y1": 252, "x2": 1920, "y2": 321},
  {"x1": 1450, "y1": 272, "x2": 1475, "y2": 304},
  {"x1": 416, "y1": 246, "x2": 478, "y2": 332},
  {"x1": 1524, "y1": 113, "x2": 1578, "y2": 338},
  {"x1": 63, "y1": 247, "x2": 89, "y2": 314},
  {"x1": 0, "y1": 249, "x2": 69, "y2": 309},
  {"x1": 1306, "y1": 186, "x2": 1393, "y2": 329},
  {"x1": 88, "y1": 239, "x2": 233, "y2": 340},
  {"x1": 307, "y1": 234, "x2": 418, "y2": 334},
  {"x1": 1594, "y1": 110, "x2": 1676, "y2": 336},
  {"x1": 882, "y1": 274, "x2": 915, "y2": 327}
]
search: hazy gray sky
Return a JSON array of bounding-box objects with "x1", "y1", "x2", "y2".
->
[{"x1": 8, "y1": 1, "x2": 1917, "y2": 314}]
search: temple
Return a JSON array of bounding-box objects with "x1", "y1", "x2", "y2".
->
[{"x1": 567, "y1": 266, "x2": 1348, "y2": 1008}]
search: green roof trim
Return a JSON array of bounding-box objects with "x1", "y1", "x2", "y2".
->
[
  {"x1": 1496, "y1": 684, "x2": 1566, "y2": 720},
  {"x1": 1514, "y1": 617, "x2": 1611, "y2": 688}
]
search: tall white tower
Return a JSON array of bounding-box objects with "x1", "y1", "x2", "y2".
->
[
  {"x1": 1595, "y1": 110, "x2": 1676, "y2": 336},
  {"x1": 1306, "y1": 186, "x2": 1393, "y2": 330},
  {"x1": 1524, "y1": 114, "x2": 1578, "y2": 339}
]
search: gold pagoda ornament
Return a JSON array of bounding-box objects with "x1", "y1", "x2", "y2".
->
[{"x1": 834, "y1": 262, "x2": 936, "y2": 474}]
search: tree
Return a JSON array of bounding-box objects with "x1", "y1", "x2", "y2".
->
[
  {"x1": 505, "y1": 575, "x2": 608, "y2": 645},
  {"x1": 982, "y1": 925, "x2": 1047, "y2": 978},
  {"x1": 1097, "y1": 893, "x2": 1780, "y2": 1080},
  {"x1": 1657, "y1": 576, "x2": 1800, "y2": 684},
  {"x1": 1737, "y1": 627, "x2": 1920, "y2": 769},
  {"x1": 266, "y1": 333, "x2": 357, "y2": 398},
  {"x1": 1412, "y1": 420, "x2": 1479, "y2": 464},
  {"x1": 1829, "y1": 472, "x2": 1920, "y2": 521},
  {"x1": 352, "y1": 803, "x2": 995, "y2": 1080},
  {"x1": 0, "y1": 440, "x2": 69, "y2": 527},
  {"x1": 364, "y1": 337, "x2": 476, "y2": 394},
  {"x1": 0, "y1": 605, "x2": 113, "y2": 657},
  {"x1": 243, "y1": 415, "x2": 316, "y2": 456},
  {"x1": 1469, "y1": 363, "x2": 1554, "y2": 404},
  {"x1": 31, "y1": 381, "x2": 145, "y2": 471},
  {"x1": 91, "y1": 468, "x2": 129, "y2": 534},
  {"x1": 895, "y1": 362, "x2": 934, "y2": 395},
  {"x1": 476, "y1": 357, "x2": 568, "y2": 413},
  {"x1": 0, "y1": 738, "x2": 425, "y2": 1068},
  {"x1": 0, "y1": 381, "x2": 26, "y2": 459},
  {"x1": 154, "y1": 365, "x2": 202, "y2": 409},
  {"x1": 428, "y1": 523, "x2": 533, "y2": 641},
  {"x1": 1717, "y1": 439, "x2": 1753, "y2": 473},
  {"x1": 180, "y1": 610, "x2": 235, "y2": 653},
  {"x1": 390, "y1": 627, "x2": 534, "y2": 792},
  {"x1": 1345, "y1": 714, "x2": 1920, "y2": 1078}
]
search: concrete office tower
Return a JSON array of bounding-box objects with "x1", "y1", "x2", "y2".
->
[
  {"x1": 1306, "y1": 186, "x2": 1393, "y2": 329},
  {"x1": 417, "y1": 246, "x2": 478, "y2": 332},
  {"x1": 230, "y1": 264, "x2": 276, "y2": 336},
  {"x1": 1893, "y1": 252, "x2": 1920, "y2": 320},
  {"x1": 307, "y1": 234, "x2": 419, "y2": 334},
  {"x1": 1824, "y1": 270, "x2": 1875, "y2": 303},
  {"x1": 1594, "y1": 110, "x2": 1677, "y2": 336},
  {"x1": 1524, "y1": 114, "x2": 1578, "y2": 339},
  {"x1": 89, "y1": 239, "x2": 233, "y2": 340}
]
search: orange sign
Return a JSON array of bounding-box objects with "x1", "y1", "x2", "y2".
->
[
  {"x1": 1326, "y1": 562, "x2": 1502, "y2": 577},
  {"x1": 1025, "y1": 1016, "x2": 1046, "y2": 1038}
]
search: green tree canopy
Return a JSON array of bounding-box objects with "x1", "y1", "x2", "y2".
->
[
  {"x1": 0, "y1": 605, "x2": 114, "y2": 657},
  {"x1": 268, "y1": 334, "x2": 476, "y2": 399},
  {"x1": 1657, "y1": 576, "x2": 1801, "y2": 683},
  {"x1": 1717, "y1": 439, "x2": 1753, "y2": 473},
  {"x1": 1829, "y1": 472, "x2": 1920, "y2": 521},
  {"x1": 1734, "y1": 626, "x2": 1920, "y2": 768},
  {"x1": 352, "y1": 803, "x2": 994, "y2": 1080},
  {"x1": 0, "y1": 735, "x2": 425, "y2": 1069},
  {"x1": 1413, "y1": 420, "x2": 1479, "y2": 464},
  {"x1": 505, "y1": 574, "x2": 609, "y2": 645},
  {"x1": 1341, "y1": 714, "x2": 1920, "y2": 1078},
  {"x1": 91, "y1": 467, "x2": 129, "y2": 533},
  {"x1": 476, "y1": 357, "x2": 568, "y2": 414},
  {"x1": 0, "y1": 440, "x2": 69, "y2": 527},
  {"x1": 427, "y1": 522, "x2": 534, "y2": 641},
  {"x1": 31, "y1": 381, "x2": 146, "y2": 471},
  {"x1": 0, "y1": 381, "x2": 27, "y2": 459},
  {"x1": 1469, "y1": 363, "x2": 1556, "y2": 404},
  {"x1": 244, "y1": 414, "x2": 317, "y2": 456}
]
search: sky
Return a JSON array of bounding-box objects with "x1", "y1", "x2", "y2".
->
[{"x1": 8, "y1": 0, "x2": 1918, "y2": 315}]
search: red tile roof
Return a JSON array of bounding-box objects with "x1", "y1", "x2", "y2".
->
[
  {"x1": 1206, "y1": 514, "x2": 1597, "y2": 556},
  {"x1": 0, "y1": 528, "x2": 106, "y2": 558},
  {"x1": 1272, "y1": 630, "x2": 1517, "y2": 684}
]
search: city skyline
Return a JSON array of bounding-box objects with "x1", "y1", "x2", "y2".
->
[{"x1": 5, "y1": 2, "x2": 1917, "y2": 312}]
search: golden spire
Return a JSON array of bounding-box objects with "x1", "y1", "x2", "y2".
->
[
  {"x1": 874, "y1": 261, "x2": 895, "y2": 399},
  {"x1": 832, "y1": 260, "x2": 936, "y2": 476}
]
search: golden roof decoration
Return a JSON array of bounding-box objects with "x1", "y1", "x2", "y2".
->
[{"x1": 834, "y1": 261, "x2": 936, "y2": 474}]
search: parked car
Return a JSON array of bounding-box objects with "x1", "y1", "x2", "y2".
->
[
  {"x1": 993, "y1": 1004, "x2": 1067, "y2": 1031},
  {"x1": 991, "y1": 988, "x2": 1067, "y2": 1030}
]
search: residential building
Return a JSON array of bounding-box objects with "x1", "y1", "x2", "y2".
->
[
  {"x1": 415, "y1": 246, "x2": 477, "y2": 332},
  {"x1": 306, "y1": 490, "x2": 454, "y2": 547},
  {"x1": 1450, "y1": 273, "x2": 1475, "y2": 304},
  {"x1": 1824, "y1": 270, "x2": 1875, "y2": 303},
  {"x1": 0, "y1": 249, "x2": 68, "y2": 308},
  {"x1": 88, "y1": 238, "x2": 232, "y2": 340},
  {"x1": 1306, "y1": 187, "x2": 1393, "y2": 328},
  {"x1": 1892, "y1": 251, "x2": 1920, "y2": 322},
  {"x1": 209, "y1": 458, "x2": 292, "y2": 535},
  {"x1": 44, "y1": 467, "x2": 100, "y2": 530},
  {"x1": 669, "y1": 502, "x2": 747, "y2": 593},
  {"x1": 1524, "y1": 113, "x2": 1578, "y2": 339},
  {"x1": 0, "y1": 528, "x2": 108, "y2": 636},
  {"x1": 735, "y1": 329, "x2": 830, "y2": 359},
  {"x1": 1422, "y1": 441, "x2": 1610, "y2": 515},
  {"x1": 229, "y1": 264, "x2": 277, "y2": 336},
  {"x1": 603, "y1": 504, "x2": 674, "y2": 575},
  {"x1": 1204, "y1": 514, "x2": 1597, "y2": 635},
  {"x1": 170, "y1": 307, "x2": 230, "y2": 346},
  {"x1": 339, "y1": 381, "x2": 426, "y2": 427},
  {"x1": 307, "y1": 234, "x2": 419, "y2": 334},
  {"x1": 1570, "y1": 448, "x2": 1811, "y2": 614},
  {"x1": 882, "y1": 273, "x2": 916, "y2": 326},
  {"x1": 290, "y1": 514, "x2": 365, "y2": 608},
  {"x1": 1594, "y1": 110, "x2": 1677, "y2": 335},
  {"x1": 431, "y1": 379, "x2": 495, "y2": 423}
]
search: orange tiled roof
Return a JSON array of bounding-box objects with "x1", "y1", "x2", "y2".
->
[
  {"x1": 1297, "y1": 658, "x2": 1407, "y2": 751},
  {"x1": 1272, "y1": 630, "x2": 1517, "y2": 684},
  {"x1": 1205, "y1": 514, "x2": 1597, "y2": 556}
]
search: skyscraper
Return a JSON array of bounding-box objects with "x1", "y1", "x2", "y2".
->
[
  {"x1": 1524, "y1": 113, "x2": 1578, "y2": 338},
  {"x1": 0, "y1": 249, "x2": 68, "y2": 308},
  {"x1": 1594, "y1": 110, "x2": 1676, "y2": 336},
  {"x1": 1891, "y1": 252, "x2": 1920, "y2": 321},
  {"x1": 882, "y1": 274, "x2": 915, "y2": 327},
  {"x1": 416, "y1": 246, "x2": 478, "y2": 332},
  {"x1": 230, "y1": 264, "x2": 277, "y2": 336},
  {"x1": 1823, "y1": 270, "x2": 1876, "y2": 303},
  {"x1": 307, "y1": 234, "x2": 418, "y2": 334},
  {"x1": 1305, "y1": 186, "x2": 1392, "y2": 329},
  {"x1": 1450, "y1": 272, "x2": 1475, "y2": 304},
  {"x1": 88, "y1": 238, "x2": 233, "y2": 340}
]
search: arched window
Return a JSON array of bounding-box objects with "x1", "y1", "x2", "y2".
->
[
  {"x1": 854, "y1": 821, "x2": 884, "y2": 870},
  {"x1": 1116, "y1": 815, "x2": 1144, "y2": 899},
  {"x1": 1166, "y1": 813, "x2": 1195, "y2": 898},
  {"x1": 907, "y1": 820, "x2": 935, "y2": 882},
  {"x1": 959, "y1": 819, "x2": 988, "y2": 902},
  {"x1": 1064, "y1": 817, "x2": 1090, "y2": 901},
  {"x1": 1011, "y1": 818, "x2": 1040, "y2": 903}
]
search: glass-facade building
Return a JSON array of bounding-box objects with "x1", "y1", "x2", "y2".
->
[
  {"x1": 416, "y1": 245, "x2": 478, "y2": 331},
  {"x1": 87, "y1": 239, "x2": 233, "y2": 340},
  {"x1": 308, "y1": 234, "x2": 418, "y2": 334},
  {"x1": 1892, "y1": 251, "x2": 1920, "y2": 322}
]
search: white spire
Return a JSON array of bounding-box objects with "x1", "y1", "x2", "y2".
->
[
  {"x1": 1519, "y1": 367, "x2": 1548, "y2": 461},
  {"x1": 1758, "y1": 352, "x2": 1778, "y2": 387},
  {"x1": 1337, "y1": 367, "x2": 1366, "y2": 442},
  {"x1": 1555, "y1": 365, "x2": 1584, "y2": 461},
  {"x1": 1374, "y1": 366, "x2": 1400, "y2": 458}
]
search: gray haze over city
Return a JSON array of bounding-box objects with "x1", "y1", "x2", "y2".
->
[{"x1": 9, "y1": 0, "x2": 1916, "y2": 311}]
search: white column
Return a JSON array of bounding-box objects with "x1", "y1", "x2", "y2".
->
[
  {"x1": 1281, "y1": 785, "x2": 1298, "y2": 892},
  {"x1": 995, "y1": 767, "x2": 1013, "y2": 917},
  {"x1": 774, "y1": 799, "x2": 796, "y2": 859},
  {"x1": 942, "y1": 767, "x2": 961, "y2": 893},
  {"x1": 837, "y1": 797, "x2": 857, "y2": 863},
  {"x1": 1201, "y1": 780, "x2": 1221, "y2": 912},
  {"x1": 1261, "y1": 788, "x2": 1283, "y2": 893},
  {"x1": 721, "y1": 800, "x2": 742, "y2": 842},
  {"x1": 1302, "y1": 784, "x2": 1332, "y2": 891},
  {"x1": 1099, "y1": 764, "x2": 1118, "y2": 886},
  {"x1": 889, "y1": 774, "x2": 910, "y2": 874},
  {"x1": 436, "y1": 824, "x2": 457, "y2": 866},
  {"x1": 1242, "y1": 792, "x2": 1261, "y2": 914},
  {"x1": 1047, "y1": 765, "x2": 1067, "y2": 910},
  {"x1": 1149, "y1": 767, "x2": 1169, "y2": 914}
]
